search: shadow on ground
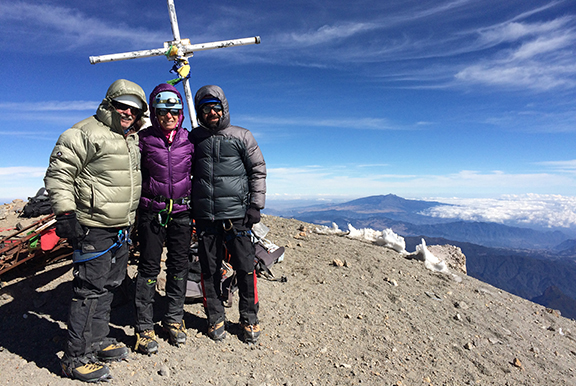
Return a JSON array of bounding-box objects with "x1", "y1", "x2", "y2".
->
[{"x1": 0, "y1": 261, "x2": 206, "y2": 376}]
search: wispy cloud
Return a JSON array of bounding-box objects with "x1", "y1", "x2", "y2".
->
[
  {"x1": 266, "y1": 166, "x2": 576, "y2": 199},
  {"x1": 237, "y1": 115, "x2": 415, "y2": 131},
  {"x1": 284, "y1": 22, "x2": 378, "y2": 47},
  {"x1": 4, "y1": 1, "x2": 573, "y2": 93},
  {"x1": 256, "y1": 2, "x2": 576, "y2": 92},
  {"x1": 475, "y1": 17, "x2": 573, "y2": 46},
  {"x1": 0, "y1": 166, "x2": 46, "y2": 177},
  {"x1": 538, "y1": 160, "x2": 576, "y2": 172},
  {"x1": 482, "y1": 107, "x2": 576, "y2": 133},
  {"x1": 455, "y1": 62, "x2": 576, "y2": 90},
  {"x1": 0, "y1": 2, "x2": 164, "y2": 51},
  {"x1": 455, "y1": 14, "x2": 576, "y2": 90},
  {"x1": 0, "y1": 101, "x2": 98, "y2": 135},
  {"x1": 0, "y1": 167, "x2": 47, "y2": 200},
  {"x1": 0, "y1": 101, "x2": 98, "y2": 111}
]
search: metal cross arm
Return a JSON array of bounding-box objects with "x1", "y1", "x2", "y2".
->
[{"x1": 88, "y1": 36, "x2": 261, "y2": 65}]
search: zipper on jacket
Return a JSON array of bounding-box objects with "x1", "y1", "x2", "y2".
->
[
  {"x1": 127, "y1": 140, "x2": 134, "y2": 221},
  {"x1": 168, "y1": 142, "x2": 174, "y2": 202},
  {"x1": 90, "y1": 184, "x2": 95, "y2": 216},
  {"x1": 210, "y1": 136, "x2": 217, "y2": 220}
]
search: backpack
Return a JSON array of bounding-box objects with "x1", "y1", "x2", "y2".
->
[
  {"x1": 185, "y1": 239, "x2": 238, "y2": 306},
  {"x1": 186, "y1": 236, "x2": 204, "y2": 300},
  {"x1": 185, "y1": 222, "x2": 287, "y2": 303},
  {"x1": 253, "y1": 235, "x2": 286, "y2": 281},
  {"x1": 21, "y1": 188, "x2": 53, "y2": 218},
  {"x1": 250, "y1": 222, "x2": 286, "y2": 281}
]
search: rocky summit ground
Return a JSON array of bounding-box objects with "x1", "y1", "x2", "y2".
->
[{"x1": 1, "y1": 201, "x2": 576, "y2": 385}]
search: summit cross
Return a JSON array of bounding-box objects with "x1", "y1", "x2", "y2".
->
[{"x1": 89, "y1": 0, "x2": 260, "y2": 127}]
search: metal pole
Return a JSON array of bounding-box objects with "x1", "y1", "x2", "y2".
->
[
  {"x1": 181, "y1": 37, "x2": 261, "y2": 55},
  {"x1": 89, "y1": 47, "x2": 167, "y2": 64},
  {"x1": 89, "y1": 37, "x2": 260, "y2": 64},
  {"x1": 182, "y1": 78, "x2": 198, "y2": 128},
  {"x1": 167, "y1": 0, "x2": 181, "y2": 40},
  {"x1": 166, "y1": 0, "x2": 197, "y2": 127}
]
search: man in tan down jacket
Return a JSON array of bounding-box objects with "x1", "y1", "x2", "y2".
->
[{"x1": 44, "y1": 79, "x2": 147, "y2": 383}]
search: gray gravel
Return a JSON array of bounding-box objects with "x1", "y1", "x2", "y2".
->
[{"x1": 1, "y1": 212, "x2": 576, "y2": 385}]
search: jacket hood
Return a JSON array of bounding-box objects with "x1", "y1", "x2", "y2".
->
[
  {"x1": 194, "y1": 85, "x2": 230, "y2": 131},
  {"x1": 96, "y1": 79, "x2": 149, "y2": 134},
  {"x1": 149, "y1": 83, "x2": 185, "y2": 133}
]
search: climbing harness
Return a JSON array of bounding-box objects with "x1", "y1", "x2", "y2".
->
[
  {"x1": 72, "y1": 229, "x2": 129, "y2": 264},
  {"x1": 145, "y1": 194, "x2": 191, "y2": 227}
]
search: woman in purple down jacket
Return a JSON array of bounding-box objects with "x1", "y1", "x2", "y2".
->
[{"x1": 134, "y1": 83, "x2": 193, "y2": 355}]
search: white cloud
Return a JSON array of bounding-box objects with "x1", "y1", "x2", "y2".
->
[{"x1": 422, "y1": 194, "x2": 576, "y2": 229}]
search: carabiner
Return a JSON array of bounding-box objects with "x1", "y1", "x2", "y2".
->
[
  {"x1": 157, "y1": 199, "x2": 174, "y2": 227},
  {"x1": 223, "y1": 219, "x2": 234, "y2": 231}
]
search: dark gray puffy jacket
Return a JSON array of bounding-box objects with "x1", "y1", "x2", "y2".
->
[{"x1": 190, "y1": 85, "x2": 266, "y2": 221}]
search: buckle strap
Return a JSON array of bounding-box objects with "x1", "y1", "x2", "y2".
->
[
  {"x1": 145, "y1": 194, "x2": 190, "y2": 206},
  {"x1": 223, "y1": 221, "x2": 252, "y2": 242}
]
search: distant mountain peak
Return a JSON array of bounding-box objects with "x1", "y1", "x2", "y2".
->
[{"x1": 334, "y1": 194, "x2": 444, "y2": 213}]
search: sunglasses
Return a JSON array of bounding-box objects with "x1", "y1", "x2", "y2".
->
[
  {"x1": 156, "y1": 108, "x2": 182, "y2": 116},
  {"x1": 200, "y1": 104, "x2": 223, "y2": 114},
  {"x1": 111, "y1": 100, "x2": 141, "y2": 115}
]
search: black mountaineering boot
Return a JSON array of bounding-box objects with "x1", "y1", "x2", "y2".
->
[
  {"x1": 61, "y1": 354, "x2": 111, "y2": 383},
  {"x1": 163, "y1": 320, "x2": 187, "y2": 346},
  {"x1": 95, "y1": 339, "x2": 129, "y2": 362},
  {"x1": 241, "y1": 323, "x2": 261, "y2": 344},
  {"x1": 207, "y1": 320, "x2": 226, "y2": 341},
  {"x1": 135, "y1": 329, "x2": 159, "y2": 355}
]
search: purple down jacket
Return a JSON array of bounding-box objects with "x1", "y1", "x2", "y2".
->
[{"x1": 138, "y1": 83, "x2": 193, "y2": 214}]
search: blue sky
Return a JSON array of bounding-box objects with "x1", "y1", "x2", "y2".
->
[{"x1": 1, "y1": 0, "x2": 576, "y2": 228}]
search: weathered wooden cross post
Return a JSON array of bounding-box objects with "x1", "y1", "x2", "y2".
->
[{"x1": 89, "y1": 0, "x2": 260, "y2": 127}]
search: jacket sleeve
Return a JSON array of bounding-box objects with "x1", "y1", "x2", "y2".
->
[
  {"x1": 44, "y1": 128, "x2": 92, "y2": 215},
  {"x1": 243, "y1": 130, "x2": 267, "y2": 210}
]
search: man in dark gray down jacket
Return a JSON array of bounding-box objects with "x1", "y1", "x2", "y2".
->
[{"x1": 190, "y1": 85, "x2": 266, "y2": 343}]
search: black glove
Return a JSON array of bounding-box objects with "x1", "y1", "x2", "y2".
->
[
  {"x1": 244, "y1": 207, "x2": 261, "y2": 229},
  {"x1": 55, "y1": 212, "x2": 85, "y2": 240}
]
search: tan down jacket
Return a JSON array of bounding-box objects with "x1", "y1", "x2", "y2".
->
[{"x1": 44, "y1": 79, "x2": 148, "y2": 228}]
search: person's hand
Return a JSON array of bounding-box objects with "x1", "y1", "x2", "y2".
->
[
  {"x1": 55, "y1": 212, "x2": 84, "y2": 240},
  {"x1": 244, "y1": 207, "x2": 261, "y2": 228}
]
